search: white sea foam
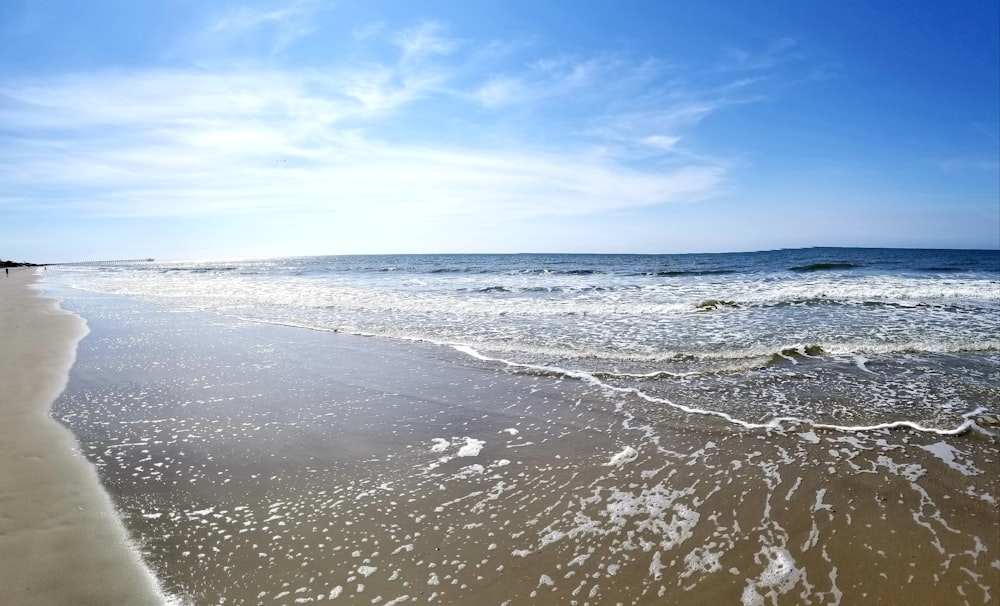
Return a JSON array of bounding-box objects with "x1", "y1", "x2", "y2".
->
[
  {"x1": 356, "y1": 565, "x2": 378, "y2": 577},
  {"x1": 919, "y1": 441, "x2": 981, "y2": 476},
  {"x1": 457, "y1": 438, "x2": 485, "y2": 457},
  {"x1": 649, "y1": 551, "x2": 665, "y2": 580},
  {"x1": 852, "y1": 354, "x2": 875, "y2": 374},
  {"x1": 52, "y1": 260, "x2": 999, "y2": 372},
  {"x1": 682, "y1": 545, "x2": 724, "y2": 578},
  {"x1": 742, "y1": 546, "x2": 805, "y2": 606},
  {"x1": 450, "y1": 345, "x2": 987, "y2": 436},
  {"x1": 606, "y1": 446, "x2": 638, "y2": 467},
  {"x1": 797, "y1": 431, "x2": 820, "y2": 444}
]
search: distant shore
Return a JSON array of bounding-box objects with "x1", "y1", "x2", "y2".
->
[{"x1": 0, "y1": 270, "x2": 165, "y2": 605}]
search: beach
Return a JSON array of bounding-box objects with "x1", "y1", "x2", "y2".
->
[
  {"x1": 4, "y1": 0, "x2": 997, "y2": 602},
  {"x1": 26, "y1": 256, "x2": 1000, "y2": 605},
  {"x1": 0, "y1": 269, "x2": 165, "y2": 605}
]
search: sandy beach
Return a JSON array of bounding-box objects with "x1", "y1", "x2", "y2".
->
[
  {"x1": 31, "y1": 277, "x2": 1000, "y2": 605},
  {"x1": 0, "y1": 269, "x2": 165, "y2": 605},
  {"x1": 3, "y1": 0, "x2": 996, "y2": 602}
]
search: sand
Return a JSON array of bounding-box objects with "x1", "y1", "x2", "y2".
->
[{"x1": 0, "y1": 269, "x2": 165, "y2": 605}]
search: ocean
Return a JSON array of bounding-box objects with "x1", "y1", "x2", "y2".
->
[
  {"x1": 53, "y1": 248, "x2": 999, "y2": 433},
  {"x1": 42, "y1": 247, "x2": 999, "y2": 605}
]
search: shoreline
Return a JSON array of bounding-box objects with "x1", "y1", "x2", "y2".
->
[
  {"x1": 0, "y1": 269, "x2": 166, "y2": 605},
  {"x1": 44, "y1": 281, "x2": 999, "y2": 604}
]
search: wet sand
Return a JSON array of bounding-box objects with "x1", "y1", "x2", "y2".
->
[
  {"x1": 0, "y1": 270, "x2": 165, "y2": 605},
  {"x1": 43, "y1": 284, "x2": 1000, "y2": 605}
]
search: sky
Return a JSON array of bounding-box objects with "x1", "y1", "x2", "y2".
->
[{"x1": 1, "y1": 0, "x2": 997, "y2": 262}]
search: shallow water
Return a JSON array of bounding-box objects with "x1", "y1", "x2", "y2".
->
[
  {"x1": 52, "y1": 249, "x2": 1000, "y2": 433},
  {"x1": 48, "y1": 285, "x2": 1000, "y2": 605}
]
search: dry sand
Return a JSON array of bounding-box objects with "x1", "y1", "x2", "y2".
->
[{"x1": 0, "y1": 269, "x2": 164, "y2": 605}]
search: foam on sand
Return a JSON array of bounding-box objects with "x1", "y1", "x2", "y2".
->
[
  {"x1": 606, "y1": 445, "x2": 638, "y2": 467},
  {"x1": 0, "y1": 269, "x2": 170, "y2": 605}
]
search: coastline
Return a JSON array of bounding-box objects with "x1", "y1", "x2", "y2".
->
[{"x1": 0, "y1": 269, "x2": 166, "y2": 605}]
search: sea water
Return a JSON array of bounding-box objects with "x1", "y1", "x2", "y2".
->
[
  {"x1": 43, "y1": 248, "x2": 1000, "y2": 605},
  {"x1": 54, "y1": 248, "x2": 999, "y2": 433}
]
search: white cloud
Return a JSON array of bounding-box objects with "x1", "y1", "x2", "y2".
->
[
  {"x1": 641, "y1": 135, "x2": 681, "y2": 150},
  {"x1": 722, "y1": 37, "x2": 800, "y2": 71},
  {"x1": 472, "y1": 54, "x2": 625, "y2": 108},
  {"x1": 392, "y1": 20, "x2": 462, "y2": 63},
  {"x1": 473, "y1": 75, "x2": 525, "y2": 107},
  {"x1": 0, "y1": 68, "x2": 725, "y2": 221},
  {"x1": 587, "y1": 102, "x2": 725, "y2": 154},
  {"x1": 171, "y1": 0, "x2": 322, "y2": 60},
  {"x1": 0, "y1": 20, "x2": 774, "y2": 254}
]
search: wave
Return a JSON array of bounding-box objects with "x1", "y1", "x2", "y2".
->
[
  {"x1": 189, "y1": 266, "x2": 239, "y2": 274},
  {"x1": 432, "y1": 336, "x2": 999, "y2": 381},
  {"x1": 695, "y1": 299, "x2": 739, "y2": 311},
  {"x1": 789, "y1": 262, "x2": 859, "y2": 272},
  {"x1": 689, "y1": 296, "x2": 932, "y2": 312},
  {"x1": 155, "y1": 305, "x2": 994, "y2": 437},
  {"x1": 154, "y1": 266, "x2": 240, "y2": 274},
  {"x1": 467, "y1": 285, "x2": 621, "y2": 295},
  {"x1": 767, "y1": 344, "x2": 826, "y2": 363},
  {"x1": 476, "y1": 286, "x2": 512, "y2": 293},
  {"x1": 449, "y1": 344, "x2": 994, "y2": 437},
  {"x1": 502, "y1": 268, "x2": 605, "y2": 276},
  {"x1": 510, "y1": 267, "x2": 735, "y2": 277},
  {"x1": 758, "y1": 298, "x2": 949, "y2": 310},
  {"x1": 583, "y1": 345, "x2": 829, "y2": 377},
  {"x1": 644, "y1": 269, "x2": 736, "y2": 277},
  {"x1": 915, "y1": 266, "x2": 972, "y2": 273}
]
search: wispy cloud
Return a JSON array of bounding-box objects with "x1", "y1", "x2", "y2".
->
[
  {"x1": 468, "y1": 50, "x2": 766, "y2": 162},
  {"x1": 173, "y1": 0, "x2": 322, "y2": 59},
  {"x1": 0, "y1": 68, "x2": 725, "y2": 220},
  {"x1": 0, "y1": 20, "x2": 780, "y2": 237},
  {"x1": 393, "y1": 20, "x2": 462, "y2": 63},
  {"x1": 721, "y1": 37, "x2": 800, "y2": 71},
  {"x1": 473, "y1": 53, "x2": 627, "y2": 108},
  {"x1": 641, "y1": 135, "x2": 682, "y2": 150},
  {"x1": 473, "y1": 75, "x2": 526, "y2": 107}
]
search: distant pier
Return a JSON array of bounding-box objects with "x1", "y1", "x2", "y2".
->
[{"x1": 50, "y1": 258, "x2": 155, "y2": 267}]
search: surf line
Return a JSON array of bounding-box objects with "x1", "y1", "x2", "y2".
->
[
  {"x1": 115, "y1": 302, "x2": 986, "y2": 439},
  {"x1": 449, "y1": 345, "x2": 985, "y2": 437}
]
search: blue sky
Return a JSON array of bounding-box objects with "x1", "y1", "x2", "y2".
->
[{"x1": 1, "y1": 0, "x2": 997, "y2": 262}]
